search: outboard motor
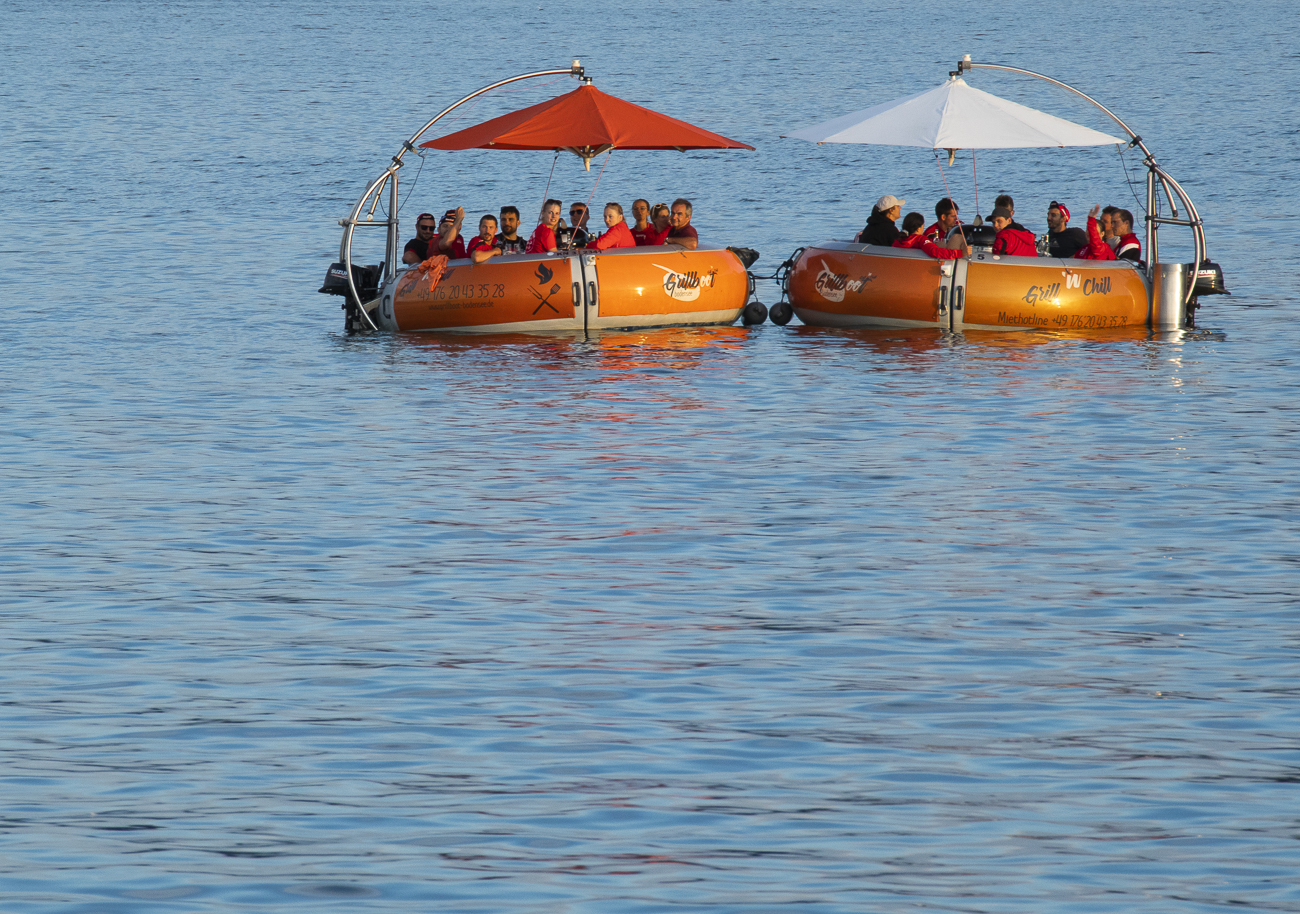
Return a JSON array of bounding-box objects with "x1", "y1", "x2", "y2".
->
[
  {"x1": 319, "y1": 262, "x2": 382, "y2": 301},
  {"x1": 1189, "y1": 260, "x2": 1229, "y2": 297},
  {"x1": 320, "y1": 262, "x2": 383, "y2": 334}
]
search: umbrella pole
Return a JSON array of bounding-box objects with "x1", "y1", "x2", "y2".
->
[
  {"x1": 539, "y1": 152, "x2": 559, "y2": 223},
  {"x1": 582, "y1": 151, "x2": 613, "y2": 217},
  {"x1": 934, "y1": 152, "x2": 967, "y2": 248}
]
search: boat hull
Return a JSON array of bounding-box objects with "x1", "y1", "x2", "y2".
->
[
  {"x1": 788, "y1": 242, "x2": 1153, "y2": 331},
  {"x1": 376, "y1": 246, "x2": 749, "y2": 333}
]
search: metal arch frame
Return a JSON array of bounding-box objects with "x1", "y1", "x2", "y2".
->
[
  {"x1": 958, "y1": 58, "x2": 1206, "y2": 308},
  {"x1": 337, "y1": 61, "x2": 586, "y2": 331}
]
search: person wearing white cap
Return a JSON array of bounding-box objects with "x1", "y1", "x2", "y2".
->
[{"x1": 859, "y1": 194, "x2": 906, "y2": 246}]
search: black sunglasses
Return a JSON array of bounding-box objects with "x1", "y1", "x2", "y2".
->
[{"x1": 417, "y1": 224, "x2": 437, "y2": 231}]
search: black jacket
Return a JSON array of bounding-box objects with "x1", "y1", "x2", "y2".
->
[{"x1": 860, "y1": 209, "x2": 902, "y2": 246}]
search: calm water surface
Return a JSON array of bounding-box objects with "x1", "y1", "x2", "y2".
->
[{"x1": 4, "y1": 1, "x2": 1300, "y2": 911}]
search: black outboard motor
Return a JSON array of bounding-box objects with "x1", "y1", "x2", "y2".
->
[
  {"x1": 319, "y1": 262, "x2": 382, "y2": 301},
  {"x1": 1189, "y1": 260, "x2": 1229, "y2": 296}
]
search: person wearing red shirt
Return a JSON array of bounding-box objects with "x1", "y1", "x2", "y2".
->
[
  {"x1": 526, "y1": 199, "x2": 562, "y2": 254},
  {"x1": 637, "y1": 203, "x2": 671, "y2": 246},
  {"x1": 1074, "y1": 205, "x2": 1117, "y2": 261},
  {"x1": 467, "y1": 214, "x2": 504, "y2": 263},
  {"x1": 1111, "y1": 208, "x2": 1142, "y2": 262},
  {"x1": 990, "y1": 206, "x2": 1037, "y2": 257},
  {"x1": 894, "y1": 212, "x2": 968, "y2": 259},
  {"x1": 586, "y1": 203, "x2": 636, "y2": 251},
  {"x1": 924, "y1": 198, "x2": 961, "y2": 244},
  {"x1": 423, "y1": 207, "x2": 466, "y2": 260},
  {"x1": 666, "y1": 198, "x2": 699, "y2": 250},
  {"x1": 628, "y1": 198, "x2": 653, "y2": 245}
]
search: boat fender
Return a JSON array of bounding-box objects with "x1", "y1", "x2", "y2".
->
[
  {"x1": 768, "y1": 300, "x2": 794, "y2": 326},
  {"x1": 727, "y1": 246, "x2": 760, "y2": 269},
  {"x1": 742, "y1": 301, "x2": 768, "y2": 326}
]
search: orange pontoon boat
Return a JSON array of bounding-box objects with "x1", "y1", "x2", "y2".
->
[
  {"x1": 777, "y1": 56, "x2": 1227, "y2": 332},
  {"x1": 324, "y1": 62, "x2": 761, "y2": 334}
]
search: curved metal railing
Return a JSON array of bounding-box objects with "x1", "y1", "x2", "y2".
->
[
  {"x1": 338, "y1": 62, "x2": 585, "y2": 330},
  {"x1": 959, "y1": 58, "x2": 1206, "y2": 308}
]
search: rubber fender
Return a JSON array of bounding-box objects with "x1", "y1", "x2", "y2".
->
[{"x1": 742, "y1": 301, "x2": 768, "y2": 326}]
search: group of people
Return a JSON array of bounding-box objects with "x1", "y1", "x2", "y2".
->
[
  {"x1": 402, "y1": 198, "x2": 700, "y2": 266},
  {"x1": 858, "y1": 193, "x2": 1143, "y2": 263}
]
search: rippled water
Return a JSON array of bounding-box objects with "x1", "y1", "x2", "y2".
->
[{"x1": 4, "y1": 1, "x2": 1300, "y2": 911}]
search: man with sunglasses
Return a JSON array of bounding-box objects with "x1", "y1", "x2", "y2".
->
[
  {"x1": 402, "y1": 213, "x2": 440, "y2": 264},
  {"x1": 402, "y1": 208, "x2": 466, "y2": 263},
  {"x1": 564, "y1": 203, "x2": 591, "y2": 249}
]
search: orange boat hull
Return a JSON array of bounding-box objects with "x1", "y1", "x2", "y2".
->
[
  {"x1": 378, "y1": 247, "x2": 749, "y2": 333},
  {"x1": 788, "y1": 242, "x2": 1152, "y2": 331}
]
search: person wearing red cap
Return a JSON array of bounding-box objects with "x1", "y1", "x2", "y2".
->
[
  {"x1": 586, "y1": 202, "x2": 636, "y2": 251},
  {"x1": 893, "y1": 212, "x2": 969, "y2": 259},
  {"x1": 990, "y1": 206, "x2": 1038, "y2": 257},
  {"x1": 1046, "y1": 201, "x2": 1088, "y2": 258}
]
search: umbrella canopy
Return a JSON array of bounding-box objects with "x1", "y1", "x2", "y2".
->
[
  {"x1": 785, "y1": 76, "x2": 1123, "y2": 150},
  {"x1": 421, "y1": 83, "x2": 754, "y2": 168}
]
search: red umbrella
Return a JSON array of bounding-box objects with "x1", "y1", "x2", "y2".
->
[{"x1": 420, "y1": 83, "x2": 753, "y2": 169}]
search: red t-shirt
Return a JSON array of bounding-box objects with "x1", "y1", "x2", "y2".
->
[
  {"x1": 637, "y1": 224, "x2": 671, "y2": 246},
  {"x1": 466, "y1": 235, "x2": 500, "y2": 258},
  {"x1": 587, "y1": 221, "x2": 636, "y2": 251},
  {"x1": 432, "y1": 233, "x2": 467, "y2": 260},
  {"x1": 630, "y1": 224, "x2": 653, "y2": 245},
  {"x1": 526, "y1": 224, "x2": 557, "y2": 254},
  {"x1": 666, "y1": 223, "x2": 699, "y2": 245}
]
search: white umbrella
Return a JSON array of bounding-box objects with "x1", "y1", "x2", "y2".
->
[{"x1": 785, "y1": 76, "x2": 1123, "y2": 150}]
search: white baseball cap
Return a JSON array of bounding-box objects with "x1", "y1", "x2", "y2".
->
[{"x1": 875, "y1": 194, "x2": 905, "y2": 211}]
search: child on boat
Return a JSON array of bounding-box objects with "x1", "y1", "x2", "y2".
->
[
  {"x1": 893, "y1": 212, "x2": 968, "y2": 259},
  {"x1": 586, "y1": 203, "x2": 636, "y2": 251},
  {"x1": 989, "y1": 206, "x2": 1037, "y2": 257}
]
